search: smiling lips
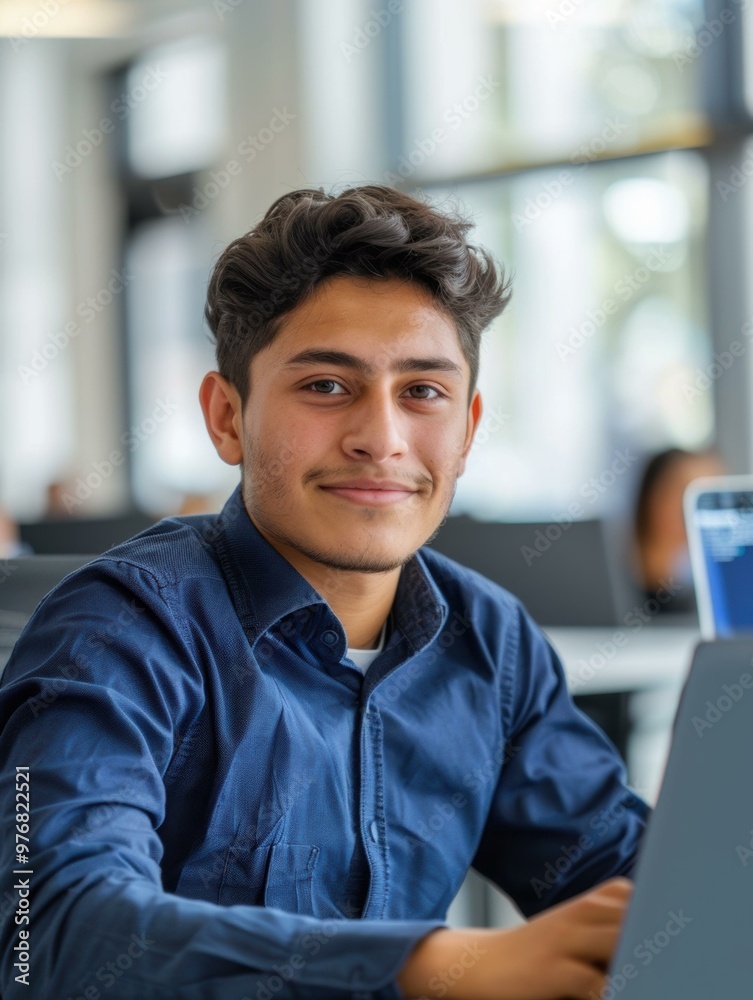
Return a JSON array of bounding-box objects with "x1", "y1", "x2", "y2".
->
[{"x1": 319, "y1": 479, "x2": 418, "y2": 506}]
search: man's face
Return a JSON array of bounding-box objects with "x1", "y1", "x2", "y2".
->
[{"x1": 236, "y1": 274, "x2": 482, "y2": 573}]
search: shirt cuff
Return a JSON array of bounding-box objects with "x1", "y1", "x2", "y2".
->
[{"x1": 289, "y1": 918, "x2": 449, "y2": 995}]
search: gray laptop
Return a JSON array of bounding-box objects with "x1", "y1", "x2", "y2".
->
[{"x1": 607, "y1": 638, "x2": 753, "y2": 997}]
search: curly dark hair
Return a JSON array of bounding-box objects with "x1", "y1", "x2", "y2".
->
[{"x1": 204, "y1": 184, "x2": 513, "y2": 406}]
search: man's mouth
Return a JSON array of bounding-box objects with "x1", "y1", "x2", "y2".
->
[{"x1": 318, "y1": 481, "x2": 418, "y2": 507}]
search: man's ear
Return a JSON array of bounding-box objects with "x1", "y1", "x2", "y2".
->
[
  {"x1": 456, "y1": 389, "x2": 483, "y2": 478},
  {"x1": 199, "y1": 371, "x2": 244, "y2": 466}
]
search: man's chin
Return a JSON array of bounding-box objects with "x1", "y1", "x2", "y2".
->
[{"x1": 306, "y1": 544, "x2": 412, "y2": 575}]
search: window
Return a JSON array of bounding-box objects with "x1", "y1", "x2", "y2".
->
[
  {"x1": 388, "y1": 0, "x2": 726, "y2": 519},
  {"x1": 121, "y1": 35, "x2": 236, "y2": 514}
]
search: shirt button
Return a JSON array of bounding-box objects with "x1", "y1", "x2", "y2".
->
[
  {"x1": 321, "y1": 630, "x2": 338, "y2": 646},
  {"x1": 350, "y1": 964, "x2": 367, "y2": 985},
  {"x1": 369, "y1": 820, "x2": 379, "y2": 843}
]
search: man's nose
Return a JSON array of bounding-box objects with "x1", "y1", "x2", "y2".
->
[{"x1": 340, "y1": 388, "x2": 410, "y2": 462}]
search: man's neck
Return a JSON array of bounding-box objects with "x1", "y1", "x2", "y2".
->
[
  {"x1": 249, "y1": 517, "x2": 401, "y2": 648},
  {"x1": 302, "y1": 558, "x2": 399, "y2": 649},
  {"x1": 296, "y1": 558, "x2": 399, "y2": 649}
]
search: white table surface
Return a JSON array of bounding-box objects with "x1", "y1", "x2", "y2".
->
[{"x1": 542, "y1": 623, "x2": 701, "y2": 695}]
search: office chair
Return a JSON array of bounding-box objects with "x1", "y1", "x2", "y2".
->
[{"x1": 0, "y1": 556, "x2": 93, "y2": 676}]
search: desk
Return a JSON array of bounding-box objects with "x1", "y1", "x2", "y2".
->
[
  {"x1": 542, "y1": 623, "x2": 701, "y2": 803},
  {"x1": 543, "y1": 624, "x2": 700, "y2": 695}
]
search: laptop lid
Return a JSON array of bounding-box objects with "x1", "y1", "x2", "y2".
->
[
  {"x1": 684, "y1": 475, "x2": 753, "y2": 638},
  {"x1": 606, "y1": 638, "x2": 753, "y2": 998}
]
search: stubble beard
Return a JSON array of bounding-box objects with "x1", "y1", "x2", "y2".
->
[{"x1": 241, "y1": 458, "x2": 458, "y2": 574}]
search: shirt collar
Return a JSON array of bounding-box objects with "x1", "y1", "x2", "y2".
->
[{"x1": 210, "y1": 484, "x2": 448, "y2": 657}]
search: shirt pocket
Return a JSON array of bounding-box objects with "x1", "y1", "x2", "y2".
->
[
  {"x1": 217, "y1": 839, "x2": 320, "y2": 912},
  {"x1": 264, "y1": 842, "x2": 320, "y2": 915},
  {"x1": 216, "y1": 841, "x2": 274, "y2": 907}
]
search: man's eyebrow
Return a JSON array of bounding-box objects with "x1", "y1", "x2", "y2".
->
[{"x1": 282, "y1": 349, "x2": 464, "y2": 379}]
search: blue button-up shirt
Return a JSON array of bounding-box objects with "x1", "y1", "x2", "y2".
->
[{"x1": 0, "y1": 484, "x2": 649, "y2": 998}]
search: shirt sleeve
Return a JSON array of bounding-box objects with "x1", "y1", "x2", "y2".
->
[
  {"x1": 0, "y1": 561, "x2": 444, "y2": 999},
  {"x1": 471, "y1": 601, "x2": 651, "y2": 918}
]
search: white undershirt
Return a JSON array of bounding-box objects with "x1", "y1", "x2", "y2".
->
[{"x1": 346, "y1": 618, "x2": 388, "y2": 675}]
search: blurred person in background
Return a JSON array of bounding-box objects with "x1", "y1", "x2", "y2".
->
[
  {"x1": 0, "y1": 507, "x2": 30, "y2": 557},
  {"x1": 632, "y1": 446, "x2": 725, "y2": 613},
  {"x1": 177, "y1": 492, "x2": 219, "y2": 515}
]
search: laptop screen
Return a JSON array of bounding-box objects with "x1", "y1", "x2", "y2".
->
[
  {"x1": 606, "y1": 638, "x2": 753, "y2": 998},
  {"x1": 692, "y1": 492, "x2": 753, "y2": 635}
]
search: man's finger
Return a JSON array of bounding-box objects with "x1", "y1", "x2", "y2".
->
[{"x1": 565, "y1": 923, "x2": 626, "y2": 964}]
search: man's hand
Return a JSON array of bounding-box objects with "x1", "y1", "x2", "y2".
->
[{"x1": 397, "y1": 876, "x2": 633, "y2": 1000}]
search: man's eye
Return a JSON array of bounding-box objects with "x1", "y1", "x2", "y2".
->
[
  {"x1": 406, "y1": 385, "x2": 441, "y2": 400},
  {"x1": 304, "y1": 380, "x2": 346, "y2": 394}
]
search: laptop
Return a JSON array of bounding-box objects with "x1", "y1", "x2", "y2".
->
[
  {"x1": 605, "y1": 638, "x2": 753, "y2": 998},
  {"x1": 684, "y1": 475, "x2": 753, "y2": 638}
]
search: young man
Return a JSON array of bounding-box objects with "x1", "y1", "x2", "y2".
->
[{"x1": 0, "y1": 185, "x2": 648, "y2": 999}]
